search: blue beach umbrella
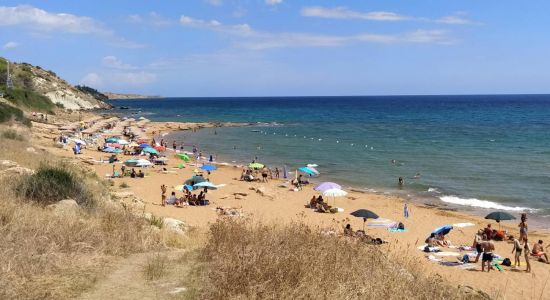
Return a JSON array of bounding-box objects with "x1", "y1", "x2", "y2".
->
[
  {"x1": 201, "y1": 165, "x2": 218, "y2": 172},
  {"x1": 138, "y1": 143, "x2": 151, "y2": 148},
  {"x1": 105, "y1": 137, "x2": 119, "y2": 143},
  {"x1": 142, "y1": 147, "x2": 158, "y2": 154},
  {"x1": 432, "y1": 225, "x2": 453, "y2": 236},
  {"x1": 298, "y1": 167, "x2": 317, "y2": 176},
  {"x1": 193, "y1": 181, "x2": 218, "y2": 190},
  {"x1": 103, "y1": 147, "x2": 123, "y2": 153}
]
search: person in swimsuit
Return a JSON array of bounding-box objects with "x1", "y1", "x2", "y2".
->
[
  {"x1": 473, "y1": 230, "x2": 484, "y2": 263},
  {"x1": 511, "y1": 238, "x2": 522, "y2": 268},
  {"x1": 524, "y1": 239, "x2": 532, "y2": 273},
  {"x1": 161, "y1": 184, "x2": 167, "y2": 206},
  {"x1": 519, "y1": 213, "x2": 528, "y2": 243},
  {"x1": 481, "y1": 241, "x2": 495, "y2": 272},
  {"x1": 532, "y1": 240, "x2": 549, "y2": 263}
]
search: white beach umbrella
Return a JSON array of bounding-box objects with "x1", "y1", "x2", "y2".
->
[
  {"x1": 135, "y1": 159, "x2": 152, "y2": 167},
  {"x1": 72, "y1": 139, "x2": 86, "y2": 145},
  {"x1": 117, "y1": 139, "x2": 129, "y2": 145},
  {"x1": 322, "y1": 188, "x2": 348, "y2": 206}
]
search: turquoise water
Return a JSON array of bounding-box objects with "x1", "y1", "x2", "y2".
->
[{"x1": 106, "y1": 96, "x2": 550, "y2": 222}]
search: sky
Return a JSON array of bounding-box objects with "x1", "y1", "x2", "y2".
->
[{"x1": 1, "y1": 0, "x2": 549, "y2": 97}]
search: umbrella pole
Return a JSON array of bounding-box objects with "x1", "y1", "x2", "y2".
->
[{"x1": 363, "y1": 218, "x2": 366, "y2": 232}]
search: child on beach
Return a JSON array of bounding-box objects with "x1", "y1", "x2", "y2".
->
[
  {"x1": 161, "y1": 184, "x2": 167, "y2": 206},
  {"x1": 511, "y1": 238, "x2": 522, "y2": 268}
]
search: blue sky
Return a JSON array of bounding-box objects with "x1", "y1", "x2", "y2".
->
[{"x1": 1, "y1": 1, "x2": 549, "y2": 96}]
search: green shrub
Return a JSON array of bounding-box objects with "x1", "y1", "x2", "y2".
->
[
  {"x1": 2, "y1": 87, "x2": 54, "y2": 112},
  {"x1": 148, "y1": 215, "x2": 164, "y2": 229},
  {"x1": 0, "y1": 102, "x2": 31, "y2": 126},
  {"x1": 16, "y1": 164, "x2": 95, "y2": 207},
  {"x1": 1, "y1": 129, "x2": 24, "y2": 141}
]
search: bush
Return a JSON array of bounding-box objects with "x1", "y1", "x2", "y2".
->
[
  {"x1": 143, "y1": 253, "x2": 168, "y2": 281},
  {"x1": 119, "y1": 182, "x2": 129, "y2": 188},
  {"x1": 1, "y1": 129, "x2": 24, "y2": 141},
  {"x1": 0, "y1": 102, "x2": 31, "y2": 126},
  {"x1": 2, "y1": 87, "x2": 54, "y2": 112},
  {"x1": 192, "y1": 219, "x2": 472, "y2": 300},
  {"x1": 16, "y1": 164, "x2": 95, "y2": 207}
]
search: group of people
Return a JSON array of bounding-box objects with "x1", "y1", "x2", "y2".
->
[
  {"x1": 471, "y1": 213, "x2": 550, "y2": 273},
  {"x1": 161, "y1": 184, "x2": 209, "y2": 207},
  {"x1": 426, "y1": 232, "x2": 452, "y2": 247},
  {"x1": 307, "y1": 195, "x2": 333, "y2": 213}
]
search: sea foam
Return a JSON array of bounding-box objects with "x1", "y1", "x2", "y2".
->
[{"x1": 440, "y1": 196, "x2": 533, "y2": 212}]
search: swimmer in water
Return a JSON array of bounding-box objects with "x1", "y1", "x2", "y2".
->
[
  {"x1": 391, "y1": 159, "x2": 396, "y2": 165},
  {"x1": 398, "y1": 177, "x2": 404, "y2": 186},
  {"x1": 413, "y1": 173, "x2": 421, "y2": 179}
]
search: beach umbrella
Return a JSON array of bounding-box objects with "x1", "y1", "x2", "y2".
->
[
  {"x1": 184, "y1": 175, "x2": 207, "y2": 186},
  {"x1": 193, "y1": 181, "x2": 218, "y2": 190},
  {"x1": 129, "y1": 142, "x2": 139, "y2": 147},
  {"x1": 105, "y1": 137, "x2": 119, "y2": 143},
  {"x1": 174, "y1": 184, "x2": 194, "y2": 192},
  {"x1": 123, "y1": 159, "x2": 139, "y2": 166},
  {"x1": 73, "y1": 139, "x2": 86, "y2": 145},
  {"x1": 248, "y1": 162, "x2": 264, "y2": 169},
  {"x1": 135, "y1": 159, "x2": 152, "y2": 167},
  {"x1": 106, "y1": 143, "x2": 122, "y2": 148},
  {"x1": 307, "y1": 164, "x2": 318, "y2": 168},
  {"x1": 432, "y1": 225, "x2": 453, "y2": 236},
  {"x1": 154, "y1": 145, "x2": 165, "y2": 151},
  {"x1": 485, "y1": 211, "x2": 516, "y2": 229},
  {"x1": 118, "y1": 139, "x2": 129, "y2": 145},
  {"x1": 307, "y1": 167, "x2": 320, "y2": 175},
  {"x1": 315, "y1": 182, "x2": 342, "y2": 192},
  {"x1": 322, "y1": 188, "x2": 347, "y2": 207},
  {"x1": 176, "y1": 153, "x2": 190, "y2": 162},
  {"x1": 298, "y1": 167, "x2": 316, "y2": 176},
  {"x1": 201, "y1": 165, "x2": 218, "y2": 172},
  {"x1": 142, "y1": 147, "x2": 158, "y2": 154},
  {"x1": 351, "y1": 209, "x2": 380, "y2": 231},
  {"x1": 138, "y1": 143, "x2": 150, "y2": 148}
]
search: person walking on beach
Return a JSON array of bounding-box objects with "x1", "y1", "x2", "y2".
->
[
  {"x1": 473, "y1": 230, "x2": 484, "y2": 263},
  {"x1": 511, "y1": 238, "x2": 522, "y2": 268},
  {"x1": 481, "y1": 241, "x2": 495, "y2": 272},
  {"x1": 275, "y1": 167, "x2": 280, "y2": 179},
  {"x1": 403, "y1": 203, "x2": 410, "y2": 219},
  {"x1": 261, "y1": 167, "x2": 269, "y2": 183}
]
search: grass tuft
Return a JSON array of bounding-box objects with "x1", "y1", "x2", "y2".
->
[
  {"x1": 119, "y1": 182, "x2": 129, "y2": 188},
  {"x1": 1, "y1": 129, "x2": 24, "y2": 141},
  {"x1": 143, "y1": 253, "x2": 168, "y2": 281}
]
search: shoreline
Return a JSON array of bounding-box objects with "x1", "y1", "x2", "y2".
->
[
  {"x1": 163, "y1": 126, "x2": 550, "y2": 230},
  {"x1": 24, "y1": 111, "x2": 550, "y2": 298}
]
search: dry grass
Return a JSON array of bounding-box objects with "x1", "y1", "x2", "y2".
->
[
  {"x1": 143, "y1": 253, "x2": 169, "y2": 281},
  {"x1": 0, "y1": 131, "x2": 184, "y2": 299},
  {"x1": 187, "y1": 218, "x2": 487, "y2": 300}
]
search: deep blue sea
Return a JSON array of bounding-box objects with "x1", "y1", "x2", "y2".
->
[{"x1": 106, "y1": 95, "x2": 550, "y2": 222}]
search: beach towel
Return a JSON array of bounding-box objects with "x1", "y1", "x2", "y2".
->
[
  {"x1": 418, "y1": 245, "x2": 440, "y2": 252},
  {"x1": 452, "y1": 222, "x2": 475, "y2": 228},
  {"x1": 434, "y1": 252, "x2": 461, "y2": 257},
  {"x1": 387, "y1": 228, "x2": 407, "y2": 233}
]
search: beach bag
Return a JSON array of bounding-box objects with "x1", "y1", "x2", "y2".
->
[
  {"x1": 397, "y1": 222, "x2": 405, "y2": 230},
  {"x1": 462, "y1": 255, "x2": 470, "y2": 263},
  {"x1": 502, "y1": 258, "x2": 511, "y2": 266}
]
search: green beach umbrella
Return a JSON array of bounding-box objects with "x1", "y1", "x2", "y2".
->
[
  {"x1": 176, "y1": 153, "x2": 190, "y2": 162},
  {"x1": 248, "y1": 162, "x2": 264, "y2": 169}
]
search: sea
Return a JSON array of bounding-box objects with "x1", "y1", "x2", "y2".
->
[{"x1": 105, "y1": 95, "x2": 550, "y2": 226}]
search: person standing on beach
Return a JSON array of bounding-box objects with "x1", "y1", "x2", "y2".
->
[
  {"x1": 473, "y1": 230, "x2": 484, "y2": 263},
  {"x1": 519, "y1": 213, "x2": 528, "y2": 243},
  {"x1": 403, "y1": 203, "x2": 410, "y2": 219},
  {"x1": 161, "y1": 184, "x2": 167, "y2": 206},
  {"x1": 481, "y1": 241, "x2": 495, "y2": 272},
  {"x1": 275, "y1": 167, "x2": 280, "y2": 179},
  {"x1": 511, "y1": 238, "x2": 522, "y2": 268},
  {"x1": 261, "y1": 167, "x2": 269, "y2": 183}
]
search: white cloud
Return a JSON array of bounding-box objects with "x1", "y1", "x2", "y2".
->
[
  {"x1": 0, "y1": 5, "x2": 144, "y2": 48},
  {"x1": 112, "y1": 72, "x2": 157, "y2": 86},
  {"x1": 80, "y1": 73, "x2": 103, "y2": 87},
  {"x1": 0, "y1": 5, "x2": 110, "y2": 34},
  {"x1": 180, "y1": 15, "x2": 454, "y2": 50},
  {"x1": 301, "y1": 6, "x2": 480, "y2": 25},
  {"x1": 205, "y1": 0, "x2": 223, "y2": 6},
  {"x1": 2, "y1": 41, "x2": 19, "y2": 49},
  {"x1": 102, "y1": 56, "x2": 136, "y2": 70},
  {"x1": 301, "y1": 6, "x2": 413, "y2": 21},
  {"x1": 266, "y1": 0, "x2": 283, "y2": 6},
  {"x1": 127, "y1": 12, "x2": 173, "y2": 27},
  {"x1": 437, "y1": 13, "x2": 480, "y2": 25}
]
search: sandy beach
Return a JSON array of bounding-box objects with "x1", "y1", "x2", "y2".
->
[{"x1": 32, "y1": 114, "x2": 550, "y2": 299}]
